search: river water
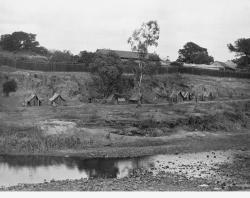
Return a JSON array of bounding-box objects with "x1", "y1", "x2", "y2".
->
[
  {"x1": 0, "y1": 155, "x2": 154, "y2": 187},
  {"x1": 0, "y1": 150, "x2": 234, "y2": 187}
]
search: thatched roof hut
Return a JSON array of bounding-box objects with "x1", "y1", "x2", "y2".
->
[
  {"x1": 49, "y1": 93, "x2": 65, "y2": 106},
  {"x1": 24, "y1": 94, "x2": 42, "y2": 106}
]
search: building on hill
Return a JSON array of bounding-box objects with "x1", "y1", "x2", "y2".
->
[
  {"x1": 96, "y1": 49, "x2": 160, "y2": 62},
  {"x1": 49, "y1": 93, "x2": 65, "y2": 106},
  {"x1": 212, "y1": 61, "x2": 236, "y2": 71},
  {"x1": 24, "y1": 94, "x2": 42, "y2": 106}
]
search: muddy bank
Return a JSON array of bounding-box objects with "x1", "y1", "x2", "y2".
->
[{"x1": 0, "y1": 129, "x2": 249, "y2": 159}]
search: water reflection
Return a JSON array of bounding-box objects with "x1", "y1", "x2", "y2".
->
[{"x1": 0, "y1": 155, "x2": 152, "y2": 187}]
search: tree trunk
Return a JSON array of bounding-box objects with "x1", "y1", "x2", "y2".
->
[{"x1": 136, "y1": 61, "x2": 143, "y2": 107}]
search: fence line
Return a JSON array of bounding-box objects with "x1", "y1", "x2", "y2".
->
[{"x1": 1, "y1": 57, "x2": 250, "y2": 79}]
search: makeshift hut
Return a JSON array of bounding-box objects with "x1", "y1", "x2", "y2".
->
[
  {"x1": 129, "y1": 92, "x2": 142, "y2": 104},
  {"x1": 106, "y1": 94, "x2": 118, "y2": 104},
  {"x1": 203, "y1": 92, "x2": 211, "y2": 101},
  {"x1": 106, "y1": 93, "x2": 127, "y2": 104},
  {"x1": 117, "y1": 97, "x2": 126, "y2": 104},
  {"x1": 180, "y1": 91, "x2": 190, "y2": 101},
  {"x1": 209, "y1": 92, "x2": 215, "y2": 100},
  {"x1": 24, "y1": 94, "x2": 42, "y2": 106},
  {"x1": 169, "y1": 91, "x2": 182, "y2": 103},
  {"x1": 49, "y1": 93, "x2": 65, "y2": 106}
]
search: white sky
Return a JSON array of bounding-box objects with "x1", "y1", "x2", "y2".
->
[{"x1": 0, "y1": 0, "x2": 250, "y2": 61}]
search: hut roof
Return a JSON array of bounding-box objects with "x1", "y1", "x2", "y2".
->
[
  {"x1": 180, "y1": 91, "x2": 189, "y2": 98},
  {"x1": 169, "y1": 91, "x2": 178, "y2": 98},
  {"x1": 106, "y1": 94, "x2": 116, "y2": 102},
  {"x1": 49, "y1": 93, "x2": 65, "y2": 102},
  {"x1": 96, "y1": 49, "x2": 157, "y2": 61},
  {"x1": 25, "y1": 94, "x2": 40, "y2": 102}
]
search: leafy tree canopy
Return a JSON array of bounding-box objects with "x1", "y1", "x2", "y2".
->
[
  {"x1": 78, "y1": 51, "x2": 96, "y2": 66},
  {"x1": 49, "y1": 50, "x2": 74, "y2": 62},
  {"x1": 3, "y1": 79, "x2": 17, "y2": 97},
  {"x1": 0, "y1": 31, "x2": 48, "y2": 55},
  {"x1": 128, "y1": 20, "x2": 160, "y2": 57},
  {"x1": 89, "y1": 51, "x2": 123, "y2": 96},
  {"x1": 228, "y1": 38, "x2": 250, "y2": 68},
  {"x1": 177, "y1": 42, "x2": 214, "y2": 64}
]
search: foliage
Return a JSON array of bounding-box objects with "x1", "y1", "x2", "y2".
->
[
  {"x1": 127, "y1": 20, "x2": 160, "y2": 99},
  {"x1": 89, "y1": 51, "x2": 123, "y2": 97},
  {"x1": 170, "y1": 61, "x2": 183, "y2": 67},
  {"x1": 2, "y1": 79, "x2": 17, "y2": 96},
  {"x1": 49, "y1": 50, "x2": 74, "y2": 62},
  {"x1": 177, "y1": 42, "x2": 214, "y2": 64},
  {"x1": 128, "y1": 21, "x2": 160, "y2": 55},
  {"x1": 78, "y1": 51, "x2": 96, "y2": 67},
  {"x1": 228, "y1": 38, "x2": 250, "y2": 69},
  {"x1": 147, "y1": 53, "x2": 161, "y2": 62},
  {"x1": 0, "y1": 31, "x2": 48, "y2": 55}
]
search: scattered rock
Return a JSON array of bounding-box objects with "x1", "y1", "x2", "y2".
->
[{"x1": 199, "y1": 184, "x2": 209, "y2": 188}]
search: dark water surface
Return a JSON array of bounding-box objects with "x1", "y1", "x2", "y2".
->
[{"x1": 0, "y1": 155, "x2": 154, "y2": 187}]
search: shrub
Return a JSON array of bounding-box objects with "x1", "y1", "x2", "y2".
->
[
  {"x1": 2, "y1": 79, "x2": 17, "y2": 96},
  {"x1": 170, "y1": 61, "x2": 183, "y2": 67}
]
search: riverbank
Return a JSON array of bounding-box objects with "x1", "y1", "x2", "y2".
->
[{"x1": 0, "y1": 99, "x2": 249, "y2": 157}]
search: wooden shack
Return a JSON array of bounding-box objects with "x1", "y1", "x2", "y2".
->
[
  {"x1": 24, "y1": 94, "x2": 42, "y2": 106},
  {"x1": 49, "y1": 93, "x2": 65, "y2": 106}
]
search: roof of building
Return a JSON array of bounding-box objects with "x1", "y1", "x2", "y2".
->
[
  {"x1": 96, "y1": 49, "x2": 156, "y2": 60},
  {"x1": 49, "y1": 93, "x2": 65, "y2": 102},
  {"x1": 25, "y1": 94, "x2": 40, "y2": 102},
  {"x1": 181, "y1": 91, "x2": 189, "y2": 98},
  {"x1": 106, "y1": 94, "x2": 116, "y2": 102},
  {"x1": 213, "y1": 61, "x2": 236, "y2": 70}
]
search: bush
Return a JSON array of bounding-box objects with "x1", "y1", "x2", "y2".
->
[
  {"x1": 2, "y1": 79, "x2": 17, "y2": 96},
  {"x1": 170, "y1": 61, "x2": 183, "y2": 67}
]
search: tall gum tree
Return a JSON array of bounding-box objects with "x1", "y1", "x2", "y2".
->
[{"x1": 127, "y1": 21, "x2": 160, "y2": 106}]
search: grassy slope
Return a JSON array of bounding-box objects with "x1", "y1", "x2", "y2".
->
[{"x1": 0, "y1": 66, "x2": 250, "y2": 155}]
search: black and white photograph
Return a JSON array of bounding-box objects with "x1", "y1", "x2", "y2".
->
[{"x1": 0, "y1": 0, "x2": 250, "y2": 193}]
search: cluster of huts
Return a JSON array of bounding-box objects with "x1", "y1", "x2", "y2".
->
[
  {"x1": 168, "y1": 90, "x2": 214, "y2": 103},
  {"x1": 23, "y1": 90, "x2": 214, "y2": 107},
  {"x1": 23, "y1": 93, "x2": 66, "y2": 107}
]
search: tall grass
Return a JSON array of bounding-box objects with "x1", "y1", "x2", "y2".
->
[{"x1": 0, "y1": 125, "x2": 86, "y2": 153}]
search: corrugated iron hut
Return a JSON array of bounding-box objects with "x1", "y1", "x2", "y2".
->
[
  {"x1": 24, "y1": 94, "x2": 42, "y2": 106},
  {"x1": 49, "y1": 93, "x2": 65, "y2": 106}
]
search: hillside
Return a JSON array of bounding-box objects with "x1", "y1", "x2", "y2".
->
[{"x1": 1, "y1": 65, "x2": 250, "y2": 108}]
